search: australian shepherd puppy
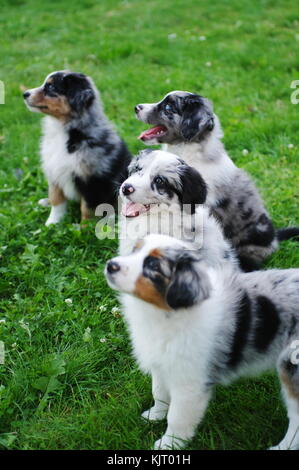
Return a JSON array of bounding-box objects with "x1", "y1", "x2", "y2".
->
[
  {"x1": 105, "y1": 233, "x2": 299, "y2": 450},
  {"x1": 24, "y1": 71, "x2": 131, "y2": 225},
  {"x1": 135, "y1": 92, "x2": 299, "y2": 271},
  {"x1": 119, "y1": 149, "x2": 238, "y2": 270}
]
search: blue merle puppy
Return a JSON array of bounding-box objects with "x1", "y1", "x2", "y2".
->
[
  {"x1": 106, "y1": 233, "x2": 299, "y2": 450},
  {"x1": 135, "y1": 91, "x2": 299, "y2": 271},
  {"x1": 24, "y1": 71, "x2": 131, "y2": 225}
]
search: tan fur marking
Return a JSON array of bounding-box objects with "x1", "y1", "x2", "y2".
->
[
  {"x1": 48, "y1": 184, "x2": 66, "y2": 206},
  {"x1": 280, "y1": 369, "x2": 299, "y2": 401},
  {"x1": 149, "y1": 248, "x2": 162, "y2": 258},
  {"x1": 30, "y1": 89, "x2": 71, "y2": 121},
  {"x1": 134, "y1": 275, "x2": 170, "y2": 311},
  {"x1": 80, "y1": 199, "x2": 93, "y2": 221}
]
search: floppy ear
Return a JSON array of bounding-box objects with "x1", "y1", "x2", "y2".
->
[
  {"x1": 64, "y1": 73, "x2": 95, "y2": 112},
  {"x1": 178, "y1": 164, "x2": 207, "y2": 211},
  {"x1": 166, "y1": 254, "x2": 211, "y2": 310},
  {"x1": 181, "y1": 95, "x2": 214, "y2": 141}
]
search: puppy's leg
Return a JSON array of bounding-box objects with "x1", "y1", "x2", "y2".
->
[
  {"x1": 45, "y1": 184, "x2": 67, "y2": 226},
  {"x1": 154, "y1": 386, "x2": 211, "y2": 450},
  {"x1": 270, "y1": 351, "x2": 299, "y2": 450},
  {"x1": 80, "y1": 198, "x2": 93, "y2": 222},
  {"x1": 142, "y1": 370, "x2": 170, "y2": 421}
]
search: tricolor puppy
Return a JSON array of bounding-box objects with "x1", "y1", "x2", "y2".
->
[
  {"x1": 135, "y1": 91, "x2": 299, "y2": 271},
  {"x1": 105, "y1": 233, "x2": 299, "y2": 450},
  {"x1": 119, "y1": 149, "x2": 238, "y2": 270},
  {"x1": 24, "y1": 71, "x2": 131, "y2": 225}
]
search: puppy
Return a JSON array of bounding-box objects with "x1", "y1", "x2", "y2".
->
[
  {"x1": 119, "y1": 149, "x2": 238, "y2": 270},
  {"x1": 106, "y1": 233, "x2": 299, "y2": 450},
  {"x1": 135, "y1": 91, "x2": 299, "y2": 271},
  {"x1": 24, "y1": 71, "x2": 131, "y2": 225}
]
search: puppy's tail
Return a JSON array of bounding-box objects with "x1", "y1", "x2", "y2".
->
[{"x1": 277, "y1": 227, "x2": 299, "y2": 242}]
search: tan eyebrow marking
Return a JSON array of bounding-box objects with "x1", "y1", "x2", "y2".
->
[{"x1": 148, "y1": 248, "x2": 162, "y2": 258}]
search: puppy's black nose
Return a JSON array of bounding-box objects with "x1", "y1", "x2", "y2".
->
[
  {"x1": 122, "y1": 183, "x2": 135, "y2": 196},
  {"x1": 107, "y1": 260, "x2": 120, "y2": 274},
  {"x1": 135, "y1": 104, "x2": 143, "y2": 114},
  {"x1": 23, "y1": 91, "x2": 30, "y2": 99}
]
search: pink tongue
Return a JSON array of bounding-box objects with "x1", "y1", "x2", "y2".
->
[
  {"x1": 138, "y1": 125, "x2": 167, "y2": 141},
  {"x1": 122, "y1": 201, "x2": 149, "y2": 217}
]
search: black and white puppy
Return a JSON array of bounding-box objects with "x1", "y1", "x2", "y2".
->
[
  {"x1": 135, "y1": 91, "x2": 299, "y2": 271},
  {"x1": 119, "y1": 149, "x2": 238, "y2": 270},
  {"x1": 24, "y1": 71, "x2": 131, "y2": 225},
  {"x1": 106, "y1": 233, "x2": 299, "y2": 450}
]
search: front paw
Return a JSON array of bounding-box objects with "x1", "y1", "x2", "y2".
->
[
  {"x1": 154, "y1": 434, "x2": 187, "y2": 450},
  {"x1": 141, "y1": 407, "x2": 167, "y2": 422},
  {"x1": 45, "y1": 217, "x2": 59, "y2": 226}
]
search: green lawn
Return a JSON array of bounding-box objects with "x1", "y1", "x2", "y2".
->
[{"x1": 0, "y1": 0, "x2": 298, "y2": 450}]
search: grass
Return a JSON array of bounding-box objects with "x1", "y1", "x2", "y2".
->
[{"x1": 0, "y1": 0, "x2": 298, "y2": 450}]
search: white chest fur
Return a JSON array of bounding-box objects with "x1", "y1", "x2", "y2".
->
[{"x1": 41, "y1": 117, "x2": 80, "y2": 201}]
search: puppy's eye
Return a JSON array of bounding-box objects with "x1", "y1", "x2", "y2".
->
[
  {"x1": 154, "y1": 176, "x2": 165, "y2": 187},
  {"x1": 144, "y1": 256, "x2": 160, "y2": 271},
  {"x1": 45, "y1": 83, "x2": 56, "y2": 95},
  {"x1": 164, "y1": 103, "x2": 173, "y2": 113}
]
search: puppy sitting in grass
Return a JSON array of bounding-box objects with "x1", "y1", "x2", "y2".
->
[
  {"x1": 135, "y1": 92, "x2": 299, "y2": 271},
  {"x1": 105, "y1": 233, "x2": 299, "y2": 450},
  {"x1": 24, "y1": 71, "x2": 131, "y2": 225}
]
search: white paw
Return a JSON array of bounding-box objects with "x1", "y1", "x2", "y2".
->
[
  {"x1": 38, "y1": 198, "x2": 50, "y2": 207},
  {"x1": 141, "y1": 408, "x2": 167, "y2": 422},
  {"x1": 45, "y1": 217, "x2": 59, "y2": 226},
  {"x1": 154, "y1": 434, "x2": 187, "y2": 450}
]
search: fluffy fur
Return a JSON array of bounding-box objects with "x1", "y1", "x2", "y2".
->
[
  {"x1": 105, "y1": 233, "x2": 299, "y2": 450},
  {"x1": 135, "y1": 91, "x2": 299, "y2": 271},
  {"x1": 119, "y1": 149, "x2": 238, "y2": 271},
  {"x1": 24, "y1": 70, "x2": 131, "y2": 225}
]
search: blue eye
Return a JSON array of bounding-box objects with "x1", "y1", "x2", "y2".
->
[{"x1": 165, "y1": 103, "x2": 173, "y2": 113}]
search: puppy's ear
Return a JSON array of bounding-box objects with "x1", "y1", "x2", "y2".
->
[
  {"x1": 166, "y1": 253, "x2": 211, "y2": 310},
  {"x1": 181, "y1": 95, "x2": 214, "y2": 141},
  {"x1": 178, "y1": 164, "x2": 207, "y2": 211},
  {"x1": 63, "y1": 73, "x2": 95, "y2": 112}
]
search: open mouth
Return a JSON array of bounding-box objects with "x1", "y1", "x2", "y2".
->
[
  {"x1": 138, "y1": 125, "x2": 168, "y2": 142},
  {"x1": 122, "y1": 201, "x2": 151, "y2": 218}
]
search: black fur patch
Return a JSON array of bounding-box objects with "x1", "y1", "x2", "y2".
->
[
  {"x1": 73, "y1": 142, "x2": 130, "y2": 208},
  {"x1": 253, "y1": 295, "x2": 280, "y2": 353},
  {"x1": 224, "y1": 224, "x2": 235, "y2": 239},
  {"x1": 277, "y1": 227, "x2": 299, "y2": 242},
  {"x1": 227, "y1": 293, "x2": 251, "y2": 368},
  {"x1": 238, "y1": 255, "x2": 261, "y2": 272},
  {"x1": 177, "y1": 165, "x2": 207, "y2": 212},
  {"x1": 63, "y1": 73, "x2": 95, "y2": 112},
  {"x1": 67, "y1": 128, "x2": 87, "y2": 153},
  {"x1": 238, "y1": 215, "x2": 275, "y2": 248},
  {"x1": 165, "y1": 253, "x2": 211, "y2": 310},
  {"x1": 181, "y1": 95, "x2": 214, "y2": 141}
]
